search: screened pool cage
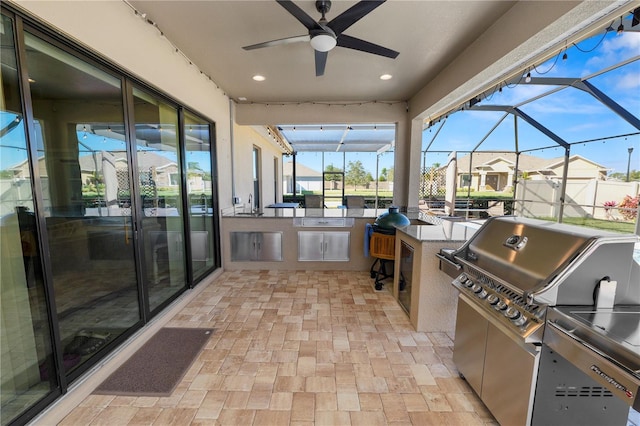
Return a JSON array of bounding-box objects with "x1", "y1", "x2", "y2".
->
[
  {"x1": 419, "y1": 22, "x2": 639, "y2": 233},
  {"x1": 279, "y1": 124, "x2": 396, "y2": 209}
]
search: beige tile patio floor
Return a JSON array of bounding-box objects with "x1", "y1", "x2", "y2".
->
[{"x1": 58, "y1": 270, "x2": 497, "y2": 425}]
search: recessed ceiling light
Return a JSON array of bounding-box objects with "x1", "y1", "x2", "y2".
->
[
  {"x1": 252, "y1": 75, "x2": 265, "y2": 82},
  {"x1": 380, "y1": 74, "x2": 392, "y2": 80},
  {"x1": 238, "y1": 97, "x2": 247, "y2": 101}
]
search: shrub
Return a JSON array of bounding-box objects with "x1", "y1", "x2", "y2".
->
[
  {"x1": 603, "y1": 200, "x2": 617, "y2": 220},
  {"x1": 618, "y1": 194, "x2": 639, "y2": 221}
]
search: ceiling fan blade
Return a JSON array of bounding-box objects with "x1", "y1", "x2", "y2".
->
[
  {"x1": 276, "y1": 0, "x2": 320, "y2": 31},
  {"x1": 328, "y1": 0, "x2": 385, "y2": 34},
  {"x1": 337, "y1": 34, "x2": 398, "y2": 59},
  {"x1": 243, "y1": 34, "x2": 310, "y2": 50},
  {"x1": 315, "y1": 50, "x2": 328, "y2": 76}
]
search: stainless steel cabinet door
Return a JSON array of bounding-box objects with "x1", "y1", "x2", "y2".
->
[
  {"x1": 453, "y1": 295, "x2": 488, "y2": 396},
  {"x1": 323, "y1": 232, "x2": 350, "y2": 261},
  {"x1": 298, "y1": 231, "x2": 324, "y2": 261},
  {"x1": 231, "y1": 232, "x2": 282, "y2": 261},
  {"x1": 482, "y1": 323, "x2": 537, "y2": 426},
  {"x1": 231, "y1": 232, "x2": 255, "y2": 261},
  {"x1": 255, "y1": 232, "x2": 283, "y2": 261},
  {"x1": 298, "y1": 231, "x2": 350, "y2": 261}
]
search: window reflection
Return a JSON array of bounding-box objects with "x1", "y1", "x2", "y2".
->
[
  {"x1": 132, "y1": 88, "x2": 187, "y2": 311},
  {"x1": 0, "y1": 15, "x2": 55, "y2": 425},
  {"x1": 184, "y1": 112, "x2": 216, "y2": 281},
  {"x1": 24, "y1": 31, "x2": 140, "y2": 379}
]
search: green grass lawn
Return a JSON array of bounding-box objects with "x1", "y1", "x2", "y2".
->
[
  {"x1": 537, "y1": 216, "x2": 636, "y2": 234},
  {"x1": 306, "y1": 189, "x2": 394, "y2": 198}
]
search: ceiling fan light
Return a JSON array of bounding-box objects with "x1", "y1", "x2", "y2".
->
[{"x1": 310, "y1": 34, "x2": 337, "y2": 52}]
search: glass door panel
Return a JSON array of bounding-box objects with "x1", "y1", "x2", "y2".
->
[
  {"x1": 24, "y1": 31, "x2": 140, "y2": 378},
  {"x1": 132, "y1": 88, "x2": 186, "y2": 311},
  {"x1": 184, "y1": 111, "x2": 215, "y2": 281},
  {"x1": 0, "y1": 15, "x2": 57, "y2": 425}
]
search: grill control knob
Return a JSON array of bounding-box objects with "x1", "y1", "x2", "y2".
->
[
  {"x1": 513, "y1": 315, "x2": 527, "y2": 327},
  {"x1": 486, "y1": 294, "x2": 499, "y2": 305},
  {"x1": 495, "y1": 300, "x2": 507, "y2": 311},
  {"x1": 476, "y1": 289, "x2": 488, "y2": 299},
  {"x1": 471, "y1": 284, "x2": 483, "y2": 293},
  {"x1": 505, "y1": 307, "x2": 521, "y2": 320},
  {"x1": 458, "y1": 274, "x2": 468, "y2": 284}
]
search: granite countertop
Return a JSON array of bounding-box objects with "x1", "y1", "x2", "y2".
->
[{"x1": 397, "y1": 219, "x2": 484, "y2": 242}]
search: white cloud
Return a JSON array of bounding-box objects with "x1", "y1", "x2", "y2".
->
[
  {"x1": 580, "y1": 32, "x2": 640, "y2": 78},
  {"x1": 615, "y1": 71, "x2": 640, "y2": 90}
]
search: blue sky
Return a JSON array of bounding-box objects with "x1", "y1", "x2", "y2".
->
[{"x1": 424, "y1": 24, "x2": 640, "y2": 175}]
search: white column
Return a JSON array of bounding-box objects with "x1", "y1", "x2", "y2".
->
[{"x1": 479, "y1": 171, "x2": 487, "y2": 189}]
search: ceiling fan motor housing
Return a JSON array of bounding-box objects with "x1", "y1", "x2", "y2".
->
[{"x1": 315, "y1": 0, "x2": 332, "y2": 16}]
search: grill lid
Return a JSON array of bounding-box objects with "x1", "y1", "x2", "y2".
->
[
  {"x1": 449, "y1": 216, "x2": 638, "y2": 301},
  {"x1": 374, "y1": 207, "x2": 410, "y2": 232}
]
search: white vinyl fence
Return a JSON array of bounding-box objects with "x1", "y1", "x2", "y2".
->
[{"x1": 515, "y1": 179, "x2": 639, "y2": 221}]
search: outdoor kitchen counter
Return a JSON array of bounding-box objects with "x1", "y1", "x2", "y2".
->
[
  {"x1": 397, "y1": 219, "x2": 484, "y2": 242},
  {"x1": 221, "y1": 208, "x2": 429, "y2": 272},
  {"x1": 393, "y1": 220, "x2": 482, "y2": 334}
]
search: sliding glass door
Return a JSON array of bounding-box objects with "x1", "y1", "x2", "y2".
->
[
  {"x1": 0, "y1": 15, "x2": 57, "y2": 425},
  {"x1": 184, "y1": 111, "x2": 217, "y2": 282},
  {"x1": 1, "y1": 6, "x2": 220, "y2": 422},
  {"x1": 132, "y1": 87, "x2": 187, "y2": 312},
  {"x1": 23, "y1": 31, "x2": 142, "y2": 381}
]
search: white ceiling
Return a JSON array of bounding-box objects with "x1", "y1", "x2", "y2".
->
[
  {"x1": 128, "y1": 0, "x2": 516, "y2": 104},
  {"x1": 125, "y1": 1, "x2": 637, "y2": 153}
]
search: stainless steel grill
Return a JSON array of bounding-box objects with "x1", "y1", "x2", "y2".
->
[{"x1": 438, "y1": 216, "x2": 640, "y2": 426}]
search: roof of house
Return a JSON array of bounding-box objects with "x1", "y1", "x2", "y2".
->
[
  {"x1": 542, "y1": 154, "x2": 608, "y2": 171},
  {"x1": 453, "y1": 152, "x2": 606, "y2": 174},
  {"x1": 283, "y1": 161, "x2": 322, "y2": 178}
]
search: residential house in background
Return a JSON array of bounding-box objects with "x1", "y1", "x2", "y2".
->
[
  {"x1": 455, "y1": 152, "x2": 607, "y2": 192},
  {"x1": 282, "y1": 161, "x2": 322, "y2": 194}
]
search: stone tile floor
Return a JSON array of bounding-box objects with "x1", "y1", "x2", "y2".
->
[{"x1": 59, "y1": 270, "x2": 497, "y2": 425}]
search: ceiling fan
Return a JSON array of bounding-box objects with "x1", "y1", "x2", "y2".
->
[{"x1": 243, "y1": 0, "x2": 399, "y2": 76}]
